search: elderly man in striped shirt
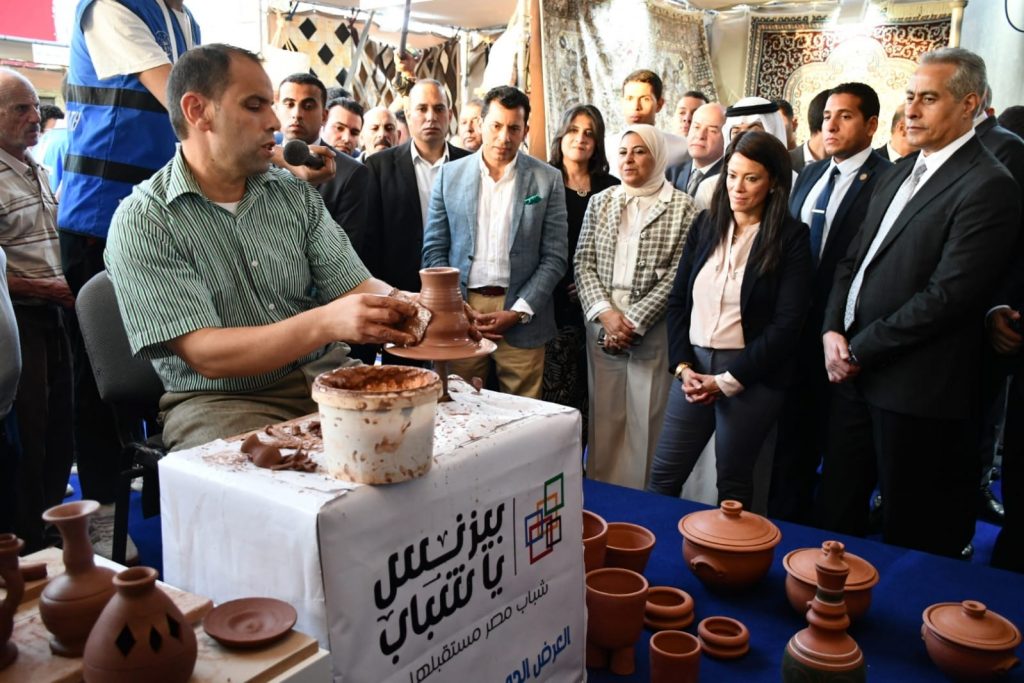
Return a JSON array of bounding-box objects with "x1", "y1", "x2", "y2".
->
[{"x1": 104, "y1": 44, "x2": 419, "y2": 451}]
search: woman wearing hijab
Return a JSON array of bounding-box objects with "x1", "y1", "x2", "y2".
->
[
  {"x1": 646, "y1": 131, "x2": 812, "y2": 509},
  {"x1": 575, "y1": 124, "x2": 698, "y2": 489}
]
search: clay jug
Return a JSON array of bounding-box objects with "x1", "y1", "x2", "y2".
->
[
  {"x1": 39, "y1": 500, "x2": 116, "y2": 656},
  {"x1": 649, "y1": 630, "x2": 701, "y2": 683},
  {"x1": 585, "y1": 567, "x2": 648, "y2": 675},
  {"x1": 83, "y1": 566, "x2": 197, "y2": 683},
  {"x1": 782, "y1": 540, "x2": 865, "y2": 682},
  {"x1": 417, "y1": 267, "x2": 474, "y2": 352},
  {"x1": 0, "y1": 534, "x2": 24, "y2": 670}
]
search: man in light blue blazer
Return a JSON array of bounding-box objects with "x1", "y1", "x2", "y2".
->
[{"x1": 422, "y1": 86, "x2": 568, "y2": 398}]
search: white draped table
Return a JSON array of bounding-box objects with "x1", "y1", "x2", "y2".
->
[{"x1": 160, "y1": 379, "x2": 585, "y2": 683}]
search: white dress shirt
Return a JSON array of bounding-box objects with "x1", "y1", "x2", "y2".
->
[
  {"x1": 467, "y1": 154, "x2": 533, "y2": 317},
  {"x1": 885, "y1": 142, "x2": 903, "y2": 162},
  {"x1": 411, "y1": 142, "x2": 448, "y2": 229},
  {"x1": 799, "y1": 146, "x2": 873, "y2": 257}
]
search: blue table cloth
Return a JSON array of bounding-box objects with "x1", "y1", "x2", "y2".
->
[{"x1": 582, "y1": 479, "x2": 1024, "y2": 682}]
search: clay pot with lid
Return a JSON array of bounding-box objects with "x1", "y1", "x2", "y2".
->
[
  {"x1": 582, "y1": 510, "x2": 608, "y2": 573},
  {"x1": 83, "y1": 566, "x2": 197, "y2": 683},
  {"x1": 677, "y1": 500, "x2": 781, "y2": 590},
  {"x1": 784, "y1": 543, "x2": 879, "y2": 620},
  {"x1": 39, "y1": 500, "x2": 116, "y2": 656},
  {"x1": 585, "y1": 567, "x2": 649, "y2": 675},
  {"x1": 312, "y1": 365, "x2": 441, "y2": 484},
  {"x1": 0, "y1": 534, "x2": 24, "y2": 670},
  {"x1": 604, "y1": 522, "x2": 656, "y2": 574},
  {"x1": 922, "y1": 600, "x2": 1021, "y2": 680}
]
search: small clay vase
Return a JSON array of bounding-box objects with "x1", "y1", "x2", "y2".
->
[
  {"x1": 921, "y1": 600, "x2": 1021, "y2": 680},
  {"x1": 644, "y1": 586, "x2": 695, "y2": 631},
  {"x1": 698, "y1": 616, "x2": 750, "y2": 659},
  {"x1": 604, "y1": 522, "x2": 656, "y2": 574},
  {"x1": 782, "y1": 540, "x2": 865, "y2": 682},
  {"x1": 582, "y1": 510, "x2": 608, "y2": 573},
  {"x1": 83, "y1": 566, "x2": 197, "y2": 683},
  {"x1": 784, "y1": 543, "x2": 878, "y2": 621},
  {"x1": 649, "y1": 630, "x2": 701, "y2": 683},
  {"x1": 585, "y1": 567, "x2": 649, "y2": 675},
  {"x1": 39, "y1": 500, "x2": 116, "y2": 657},
  {"x1": 0, "y1": 534, "x2": 25, "y2": 670}
]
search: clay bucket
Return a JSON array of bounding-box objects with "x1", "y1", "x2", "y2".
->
[
  {"x1": 312, "y1": 365, "x2": 441, "y2": 484},
  {"x1": 604, "y1": 522, "x2": 656, "y2": 574},
  {"x1": 649, "y1": 630, "x2": 701, "y2": 683},
  {"x1": 585, "y1": 567, "x2": 649, "y2": 675},
  {"x1": 582, "y1": 510, "x2": 608, "y2": 573}
]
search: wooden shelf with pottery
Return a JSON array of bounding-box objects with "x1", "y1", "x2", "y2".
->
[{"x1": 0, "y1": 550, "x2": 325, "y2": 683}]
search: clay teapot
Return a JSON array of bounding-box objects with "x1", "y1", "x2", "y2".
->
[
  {"x1": 0, "y1": 534, "x2": 24, "y2": 670},
  {"x1": 677, "y1": 500, "x2": 780, "y2": 590},
  {"x1": 83, "y1": 566, "x2": 197, "y2": 683},
  {"x1": 922, "y1": 600, "x2": 1021, "y2": 680},
  {"x1": 39, "y1": 500, "x2": 116, "y2": 656},
  {"x1": 783, "y1": 542, "x2": 878, "y2": 620}
]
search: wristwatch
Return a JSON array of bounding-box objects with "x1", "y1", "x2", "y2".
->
[
  {"x1": 674, "y1": 362, "x2": 691, "y2": 380},
  {"x1": 516, "y1": 311, "x2": 531, "y2": 325}
]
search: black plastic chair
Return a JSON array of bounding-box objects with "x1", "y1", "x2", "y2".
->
[{"x1": 75, "y1": 271, "x2": 166, "y2": 564}]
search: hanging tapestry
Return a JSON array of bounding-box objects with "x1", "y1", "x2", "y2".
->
[
  {"x1": 746, "y1": 12, "x2": 952, "y2": 144},
  {"x1": 540, "y1": 0, "x2": 717, "y2": 146},
  {"x1": 275, "y1": 11, "x2": 461, "y2": 116}
]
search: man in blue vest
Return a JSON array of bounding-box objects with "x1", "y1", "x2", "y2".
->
[{"x1": 58, "y1": 0, "x2": 201, "y2": 560}]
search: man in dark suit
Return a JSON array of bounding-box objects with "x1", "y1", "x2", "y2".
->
[
  {"x1": 769, "y1": 82, "x2": 893, "y2": 524},
  {"x1": 818, "y1": 48, "x2": 1021, "y2": 557},
  {"x1": 874, "y1": 104, "x2": 916, "y2": 162},
  {"x1": 364, "y1": 79, "x2": 470, "y2": 294},
  {"x1": 275, "y1": 73, "x2": 370, "y2": 261},
  {"x1": 790, "y1": 89, "x2": 829, "y2": 173},
  {"x1": 666, "y1": 102, "x2": 725, "y2": 196}
]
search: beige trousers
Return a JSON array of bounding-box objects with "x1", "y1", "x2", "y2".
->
[
  {"x1": 159, "y1": 345, "x2": 358, "y2": 451},
  {"x1": 447, "y1": 292, "x2": 545, "y2": 399}
]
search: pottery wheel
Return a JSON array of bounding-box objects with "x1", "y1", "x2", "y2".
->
[
  {"x1": 386, "y1": 337, "x2": 496, "y2": 362},
  {"x1": 202, "y1": 597, "x2": 297, "y2": 649}
]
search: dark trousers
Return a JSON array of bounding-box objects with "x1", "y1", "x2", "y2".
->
[
  {"x1": 769, "y1": 346, "x2": 830, "y2": 524},
  {"x1": 647, "y1": 347, "x2": 784, "y2": 510},
  {"x1": 12, "y1": 304, "x2": 74, "y2": 552},
  {"x1": 0, "y1": 413, "x2": 18, "y2": 534},
  {"x1": 993, "y1": 372, "x2": 1024, "y2": 571},
  {"x1": 818, "y1": 382, "x2": 977, "y2": 558},
  {"x1": 60, "y1": 231, "x2": 120, "y2": 503}
]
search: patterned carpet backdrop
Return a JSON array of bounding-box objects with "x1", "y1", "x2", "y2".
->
[
  {"x1": 539, "y1": 0, "x2": 717, "y2": 146},
  {"x1": 275, "y1": 12, "x2": 461, "y2": 124},
  {"x1": 745, "y1": 12, "x2": 952, "y2": 145}
]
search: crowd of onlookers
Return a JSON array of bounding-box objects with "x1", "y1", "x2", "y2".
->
[{"x1": 2, "y1": 0, "x2": 1023, "y2": 575}]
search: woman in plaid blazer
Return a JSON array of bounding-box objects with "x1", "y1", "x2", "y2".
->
[
  {"x1": 646, "y1": 131, "x2": 812, "y2": 509},
  {"x1": 575, "y1": 124, "x2": 698, "y2": 489}
]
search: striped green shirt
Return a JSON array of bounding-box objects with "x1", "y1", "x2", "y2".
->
[{"x1": 104, "y1": 149, "x2": 370, "y2": 393}]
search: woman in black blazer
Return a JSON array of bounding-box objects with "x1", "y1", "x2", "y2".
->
[{"x1": 647, "y1": 131, "x2": 812, "y2": 509}]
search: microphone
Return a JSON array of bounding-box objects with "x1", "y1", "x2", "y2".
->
[{"x1": 282, "y1": 139, "x2": 325, "y2": 169}]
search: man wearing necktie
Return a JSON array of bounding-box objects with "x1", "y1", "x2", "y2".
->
[
  {"x1": 768, "y1": 83, "x2": 892, "y2": 523},
  {"x1": 817, "y1": 49, "x2": 1021, "y2": 557}
]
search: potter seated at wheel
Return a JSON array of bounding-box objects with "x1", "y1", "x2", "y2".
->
[{"x1": 104, "y1": 44, "x2": 423, "y2": 451}]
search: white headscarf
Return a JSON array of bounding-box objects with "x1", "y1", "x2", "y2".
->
[
  {"x1": 721, "y1": 97, "x2": 789, "y2": 148},
  {"x1": 617, "y1": 124, "x2": 668, "y2": 197}
]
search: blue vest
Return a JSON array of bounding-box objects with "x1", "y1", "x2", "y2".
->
[{"x1": 58, "y1": 0, "x2": 200, "y2": 239}]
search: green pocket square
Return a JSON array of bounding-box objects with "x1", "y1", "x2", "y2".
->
[{"x1": 524, "y1": 194, "x2": 542, "y2": 205}]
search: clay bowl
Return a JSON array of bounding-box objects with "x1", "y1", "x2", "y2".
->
[
  {"x1": 582, "y1": 510, "x2": 608, "y2": 573},
  {"x1": 604, "y1": 522, "x2": 656, "y2": 574},
  {"x1": 697, "y1": 616, "x2": 750, "y2": 660},
  {"x1": 585, "y1": 567, "x2": 649, "y2": 675},
  {"x1": 921, "y1": 600, "x2": 1021, "y2": 680},
  {"x1": 783, "y1": 544, "x2": 879, "y2": 620},
  {"x1": 678, "y1": 500, "x2": 780, "y2": 591},
  {"x1": 649, "y1": 630, "x2": 701, "y2": 683},
  {"x1": 644, "y1": 586, "x2": 695, "y2": 631}
]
